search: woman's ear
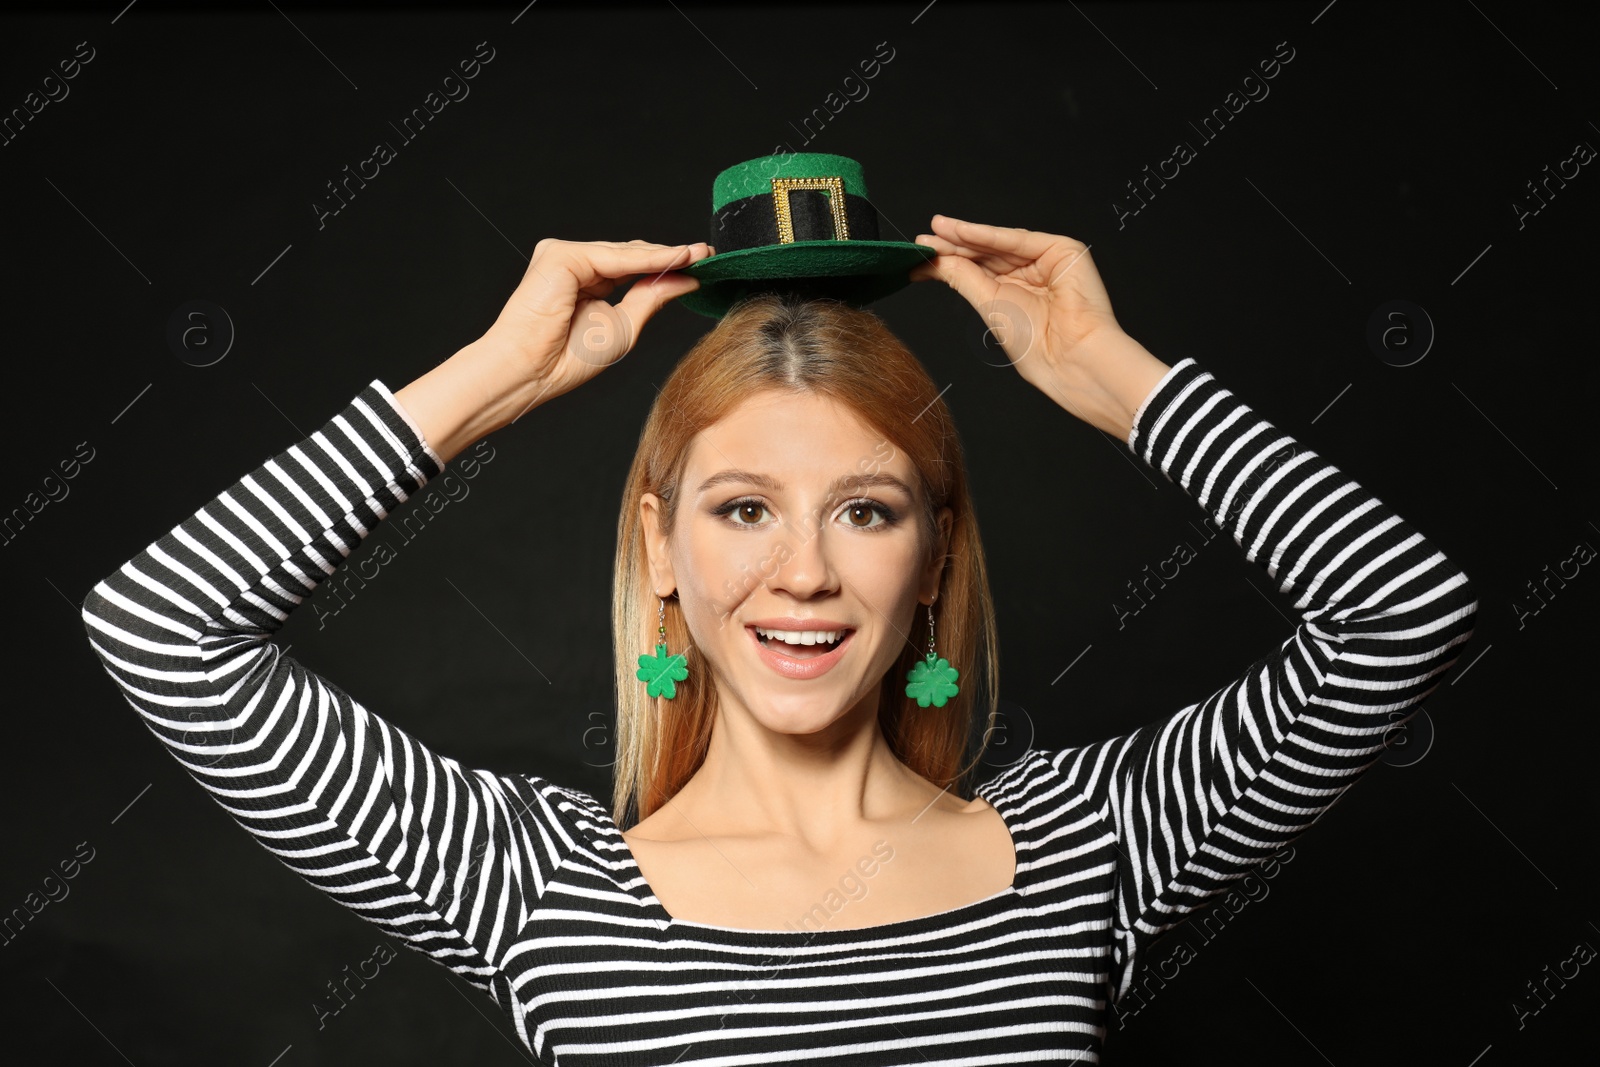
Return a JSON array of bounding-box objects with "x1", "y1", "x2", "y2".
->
[
  {"x1": 639, "y1": 492, "x2": 677, "y2": 596},
  {"x1": 921, "y1": 505, "x2": 954, "y2": 602}
]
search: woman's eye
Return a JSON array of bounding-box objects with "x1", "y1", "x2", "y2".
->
[
  {"x1": 715, "y1": 497, "x2": 896, "y2": 530},
  {"x1": 843, "y1": 502, "x2": 886, "y2": 529}
]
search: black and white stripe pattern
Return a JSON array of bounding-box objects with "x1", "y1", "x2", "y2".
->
[
  {"x1": 1094, "y1": 356, "x2": 1478, "y2": 1002},
  {"x1": 81, "y1": 360, "x2": 1477, "y2": 1064}
]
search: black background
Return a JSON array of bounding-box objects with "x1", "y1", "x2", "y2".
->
[{"x1": 2, "y1": 1, "x2": 1595, "y2": 1064}]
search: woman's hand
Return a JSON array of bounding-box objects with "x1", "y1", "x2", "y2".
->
[
  {"x1": 910, "y1": 216, "x2": 1169, "y2": 442},
  {"x1": 395, "y1": 238, "x2": 714, "y2": 463},
  {"x1": 479, "y1": 238, "x2": 714, "y2": 409}
]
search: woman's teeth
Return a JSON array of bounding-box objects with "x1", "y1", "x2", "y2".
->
[
  {"x1": 755, "y1": 626, "x2": 848, "y2": 659},
  {"x1": 755, "y1": 627, "x2": 845, "y2": 645}
]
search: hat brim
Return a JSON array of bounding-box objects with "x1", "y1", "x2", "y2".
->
[{"x1": 675, "y1": 240, "x2": 935, "y2": 319}]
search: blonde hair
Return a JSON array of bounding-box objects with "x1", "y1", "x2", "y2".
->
[{"x1": 609, "y1": 290, "x2": 1000, "y2": 826}]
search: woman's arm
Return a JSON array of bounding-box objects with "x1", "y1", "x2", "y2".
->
[
  {"x1": 78, "y1": 378, "x2": 594, "y2": 991},
  {"x1": 1054, "y1": 355, "x2": 1479, "y2": 1000},
  {"x1": 912, "y1": 214, "x2": 1478, "y2": 1002},
  {"x1": 78, "y1": 238, "x2": 711, "y2": 1000}
]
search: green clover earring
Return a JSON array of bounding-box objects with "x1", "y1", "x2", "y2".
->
[
  {"x1": 905, "y1": 599, "x2": 960, "y2": 708},
  {"x1": 637, "y1": 595, "x2": 689, "y2": 701}
]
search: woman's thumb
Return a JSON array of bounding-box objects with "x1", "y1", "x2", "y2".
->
[
  {"x1": 617, "y1": 270, "x2": 699, "y2": 332},
  {"x1": 917, "y1": 252, "x2": 993, "y2": 309}
]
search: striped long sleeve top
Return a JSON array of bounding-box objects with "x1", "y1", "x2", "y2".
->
[{"x1": 80, "y1": 357, "x2": 1478, "y2": 1065}]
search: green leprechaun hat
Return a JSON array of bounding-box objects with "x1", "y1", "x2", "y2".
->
[{"x1": 676, "y1": 152, "x2": 936, "y2": 319}]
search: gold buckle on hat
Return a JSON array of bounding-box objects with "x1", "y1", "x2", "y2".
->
[{"x1": 771, "y1": 176, "x2": 850, "y2": 243}]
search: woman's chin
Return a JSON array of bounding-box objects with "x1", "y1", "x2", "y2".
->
[{"x1": 741, "y1": 685, "x2": 879, "y2": 738}]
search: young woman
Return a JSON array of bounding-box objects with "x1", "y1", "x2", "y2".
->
[{"x1": 81, "y1": 217, "x2": 1479, "y2": 1064}]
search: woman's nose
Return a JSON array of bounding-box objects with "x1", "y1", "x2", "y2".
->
[{"x1": 763, "y1": 516, "x2": 838, "y2": 599}]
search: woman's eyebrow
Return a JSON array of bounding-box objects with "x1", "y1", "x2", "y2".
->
[{"x1": 695, "y1": 469, "x2": 915, "y2": 499}]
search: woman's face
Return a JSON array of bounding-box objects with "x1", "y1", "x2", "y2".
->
[{"x1": 641, "y1": 387, "x2": 952, "y2": 736}]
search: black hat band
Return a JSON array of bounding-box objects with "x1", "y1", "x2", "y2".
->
[{"x1": 710, "y1": 187, "x2": 881, "y2": 252}]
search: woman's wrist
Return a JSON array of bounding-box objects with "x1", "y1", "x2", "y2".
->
[
  {"x1": 1038, "y1": 329, "x2": 1170, "y2": 443},
  {"x1": 393, "y1": 340, "x2": 530, "y2": 465}
]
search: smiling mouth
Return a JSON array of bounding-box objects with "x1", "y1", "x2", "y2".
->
[{"x1": 750, "y1": 627, "x2": 855, "y2": 660}]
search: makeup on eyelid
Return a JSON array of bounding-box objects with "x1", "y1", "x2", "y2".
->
[{"x1": 711, "y1": 496, "x2": 901, "y2": 530}]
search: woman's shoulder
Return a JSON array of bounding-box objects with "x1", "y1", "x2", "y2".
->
[
  {"x1": 973, "y1": 746, "x2": 1060, "y2": 792},
  {"x1": 492, "y1": 766, "x2": 617, "y2": 842},
  {"x1": 970, "y1": 747, "x2": 1118, "y2": 866}
]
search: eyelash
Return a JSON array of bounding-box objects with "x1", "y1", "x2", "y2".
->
[{"x1": 712, "y1": 495, "x2": 900, "y2": 531}]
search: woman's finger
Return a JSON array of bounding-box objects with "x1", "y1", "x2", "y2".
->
[
  {"x1": 577, "y1": 277, "x2": 621, "y2": 301},
  {"x1": 915, "y1": 235, "x2": 1024, "y2": 279},
  {"x1": 614, "y1": 269, "x2": 700, "y2": 343},
  {"x1": 550, "y1": 241, "x2": 710, "y2": 288},
  {"x1": 629, "y1": 243, "x2": 712, "y2": 285},
  {"x1": 930, "y1": 215, "x2": 1065, "y2": 264},
  {"x1": 912, "y1": 251, "x2": 998, "y2": 307},
  {"x1": 908, "y1": 246, "x2": 992, "y2": 283},
  {"x1": 921, "y1": 230, "x2": 1030, "y2": 273},
  {"x1": 914, "y1": 232, "x2": 967, "y2": 256}
]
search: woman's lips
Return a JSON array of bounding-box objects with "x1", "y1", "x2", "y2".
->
[{"x1": 747, "y1": 626, "x2": 854, "y2": 680}]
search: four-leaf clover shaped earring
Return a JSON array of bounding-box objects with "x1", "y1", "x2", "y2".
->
[
  {"x1": 637, "y1": 595, "x2": 690, "y2": 701},
  {"x1": 905, "y1": 597, "x2": 960, "y2": 708}
]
